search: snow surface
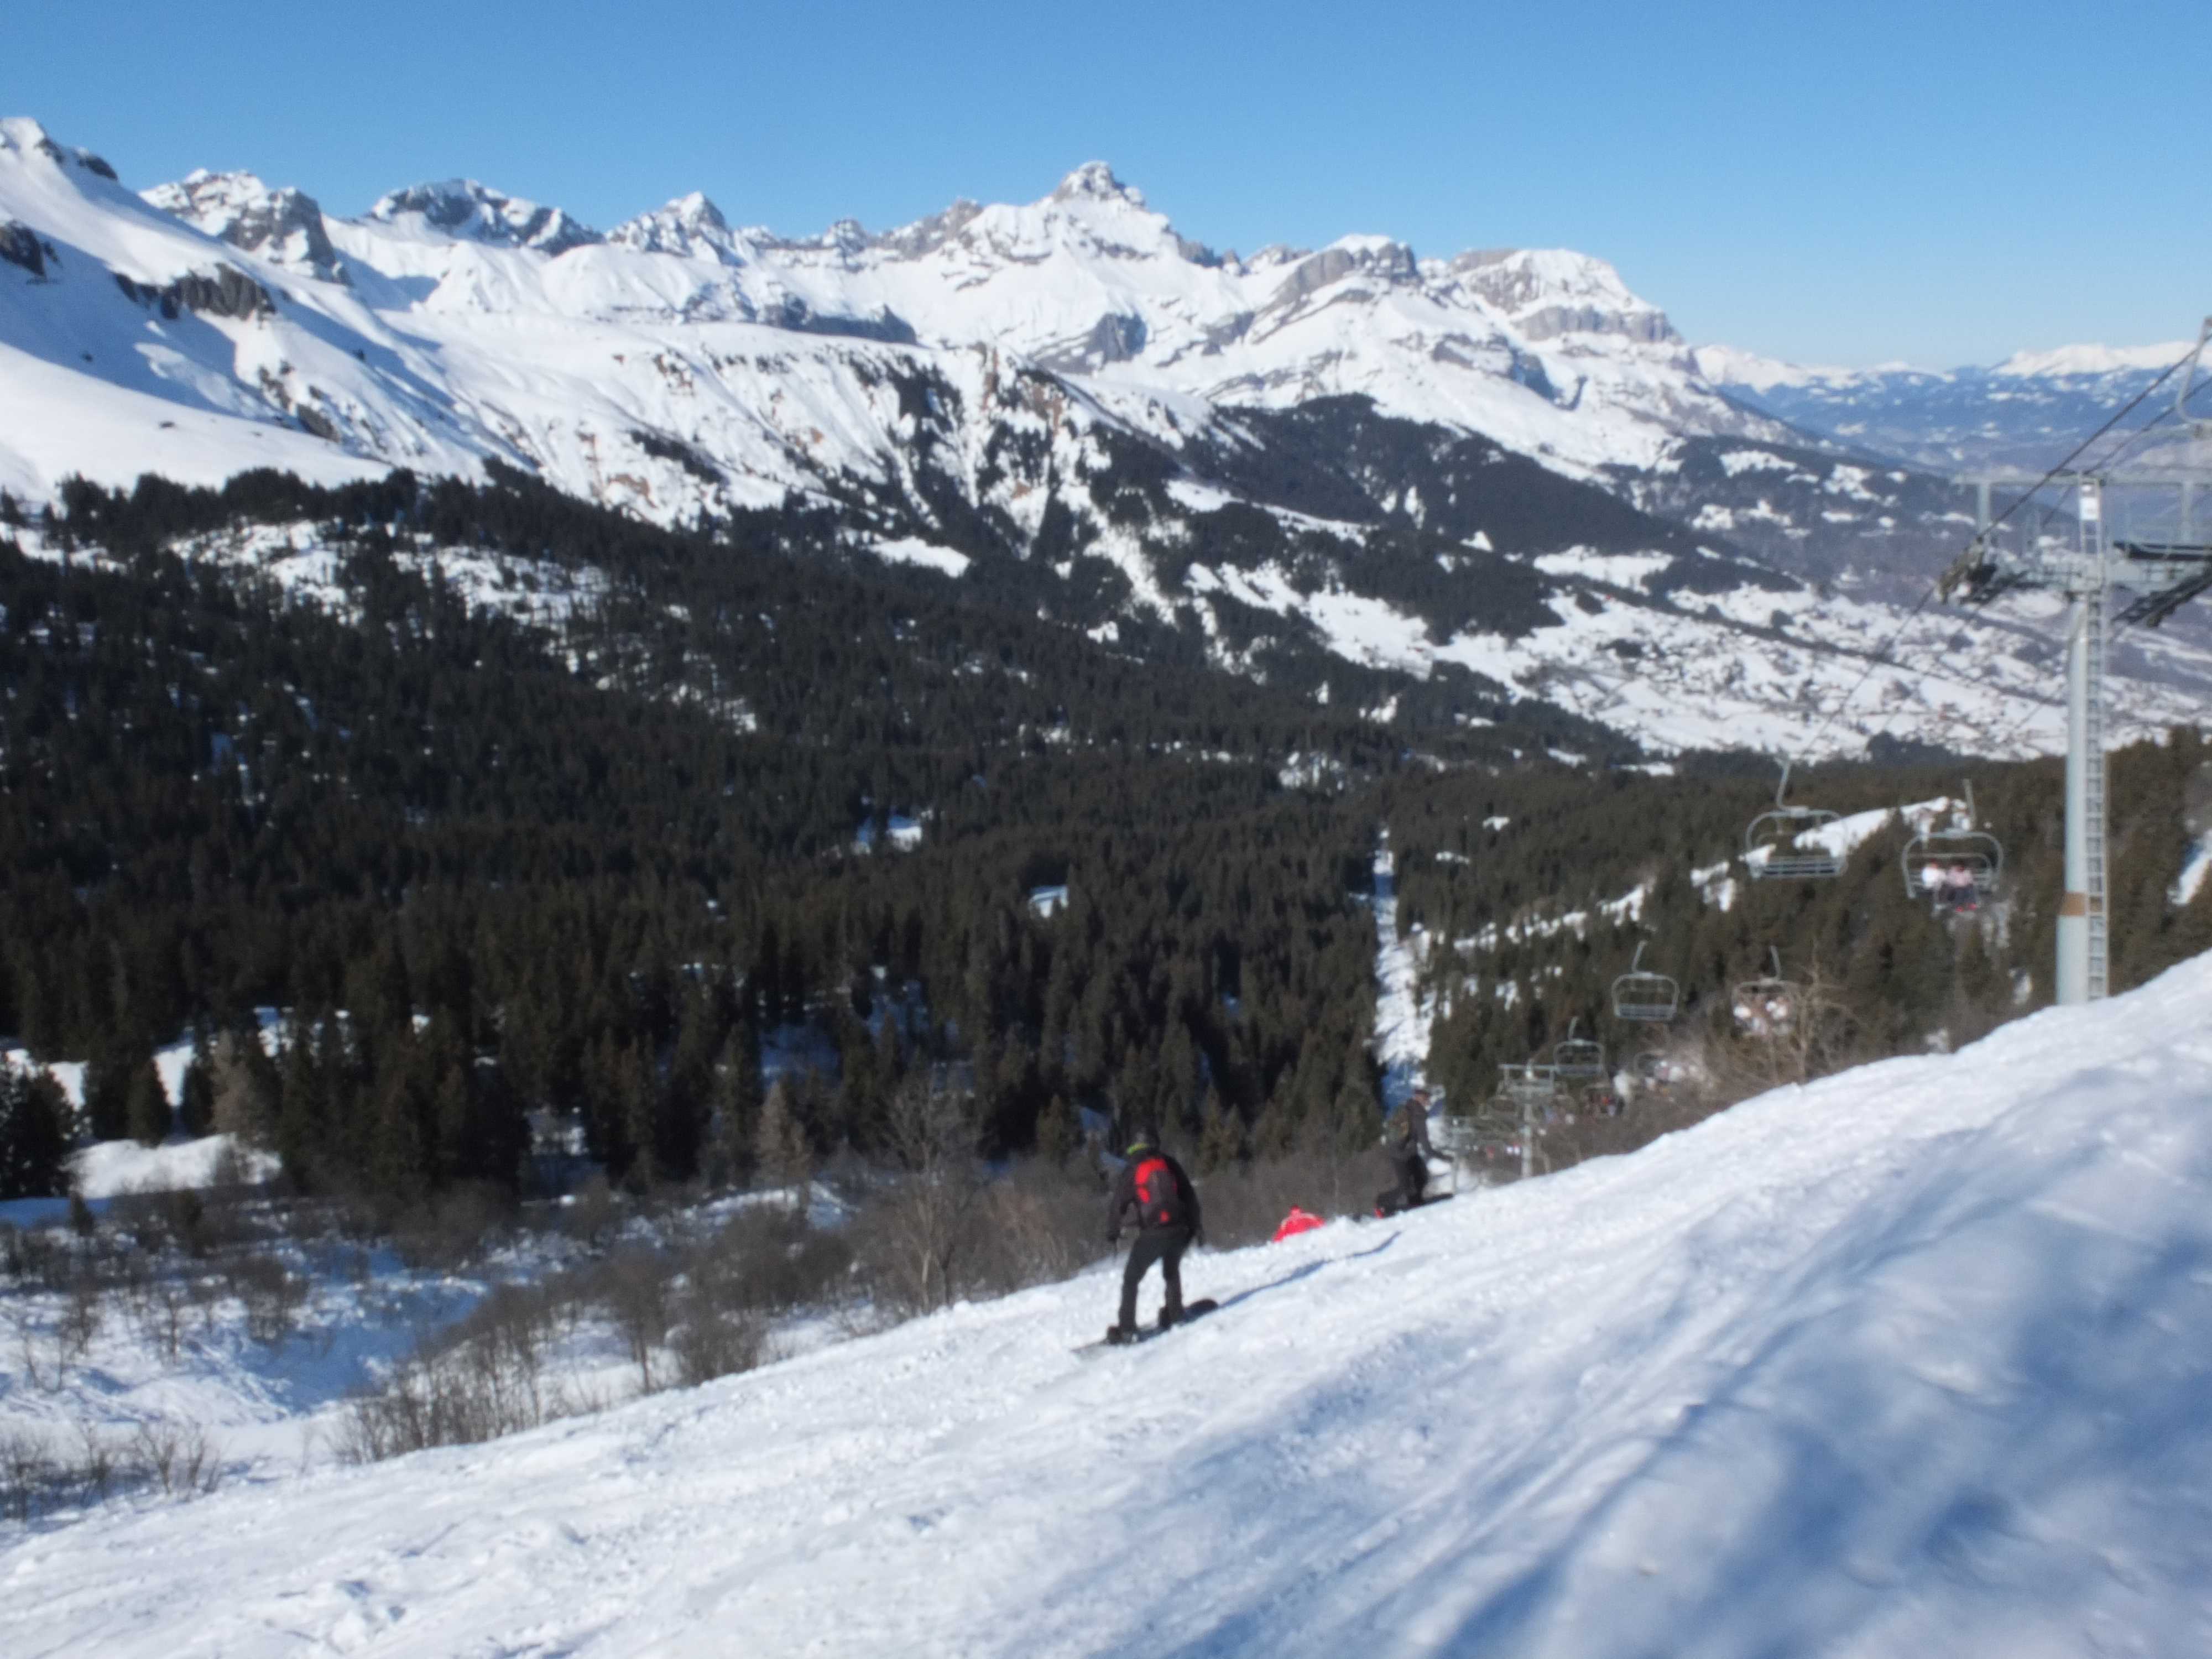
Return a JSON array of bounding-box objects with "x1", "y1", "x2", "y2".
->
[
  {"x1": 66, "y1": 1135, "x2": 278, "y2": 1203},
  {"x1": 1368, "y1": 835, "x2": 1432, "y2": 1111},
  {"x1": 2174, "y1": 832, "x2": 2212, "y2": 909},
  {"x1": 11, "y1": 952, "x2": 2212, "y2": 1656}
]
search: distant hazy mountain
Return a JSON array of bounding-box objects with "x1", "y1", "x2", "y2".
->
[{"x1": 1694, "y1": 341, "x2": 2202, "y2": 474}]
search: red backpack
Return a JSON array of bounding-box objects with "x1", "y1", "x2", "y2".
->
[{"x1": 1133, "y1": 1155, "x2": 1184, "y2": 1228}]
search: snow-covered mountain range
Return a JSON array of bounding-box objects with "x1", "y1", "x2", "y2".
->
[
  {"x1": 0, "y1": 118, "x2": 1775, "y2": 510},
  {"x1": 1695, "y1": 340, "x2": 2207, "y2": 473},
  {"x1": 4, "y1": 114, "x2": 2208, "y2": 762}
]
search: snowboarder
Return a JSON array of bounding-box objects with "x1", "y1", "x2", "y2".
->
[
  {"x1": 1105, "y1": 1128, "x2": 1202, "y2": 1344},
  {"x1": 1391, "y1": 1086, "x2": 1436, "y2": 1157},
  {"x1": 1374, "y1": 1114, "x2": 1433, "y2": 1217}
]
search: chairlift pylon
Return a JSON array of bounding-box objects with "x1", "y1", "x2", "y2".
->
[
  {"x1": 1901, "y1": 781, "x2": 2004, "y2": 910},
  {"x1": 1732, "y1": 948, "x2": 1799, "y2": 1039},
  {"x1": 1550, "y1": 1016, "x2": 1607, "y2": 1082},
  {"x1": 1745, "y1": 759, "x2": 1844, "y2": 880},
  {"x1": 1610, "y1": 941, "x2": 1681, "y2": 1023}
]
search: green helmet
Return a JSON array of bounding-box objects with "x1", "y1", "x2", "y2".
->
[{"x1": 1126, "y1": 1125, "x2": 1160, "y2": 1156}]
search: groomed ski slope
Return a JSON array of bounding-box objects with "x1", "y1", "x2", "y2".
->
[{"x1": 9, "y1": 958, "x2": 2212, "y2": 1657}]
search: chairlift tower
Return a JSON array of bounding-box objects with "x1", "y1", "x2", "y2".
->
[{"x1": 1947, "y1": 467, "x2": 2212, "y2": 1001}]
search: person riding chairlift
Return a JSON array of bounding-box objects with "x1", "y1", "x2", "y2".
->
[
  {"x1": 1944, "y1": 859, "x2": 1979, "y2": 912},
  {"x1": 1921, "y1": 858, "x2": 1948, "y2": 910}
]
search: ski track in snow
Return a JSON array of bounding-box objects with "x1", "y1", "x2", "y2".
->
[{"x1": 8, "y1": 957, "x2": 2212, "y2": 1655}]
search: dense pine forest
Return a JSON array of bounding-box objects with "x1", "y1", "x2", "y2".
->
[{"x1": 2, "y1": 466, "x2": 2208, "y2": 1205}]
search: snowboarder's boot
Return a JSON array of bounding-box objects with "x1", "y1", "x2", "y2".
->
[
  {"x1": 1159, "y1": 1304, "x2": 1181, "y2": 1332},
  {"x1": 1106, "y1": 1321, "x2": 1138, "y2": 1345}
]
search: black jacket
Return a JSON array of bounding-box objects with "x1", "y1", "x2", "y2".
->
[{"x1": 1108, "y1": 1149, "x2": 1201, "y2": 1239}]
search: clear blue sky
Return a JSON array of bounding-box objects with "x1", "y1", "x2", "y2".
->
[{"x1": 6, "y1": 0, "x2": 2206, "y2": 367}]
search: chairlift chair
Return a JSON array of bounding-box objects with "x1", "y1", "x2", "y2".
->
[
  {"x1": 1901, "y1": 781, "x2": 2004, "y2": 907},
  {"x1": 1634, "y1": 1051, "x2": 1676, "y2": 1092},
  {"x1": 1732, "y1": 948, "x2": 1799, "y2": 1039},
  {"x1": 1610, "y1": 942, "x2": 1681, "y2": 1022},
  {"x1": 1497, "y1": 1061, "x2": 1559, "y2": 1103},
  {"x1": 1446, "y1": 1064, "x2": 1552, "y2": 1151},
  {"x1": 1550, "y1": 1018, "x2": 1607, "y2": 1082},
  {"x1": 1745, "y1": 759, "x2": 1844, "y2": 880}
]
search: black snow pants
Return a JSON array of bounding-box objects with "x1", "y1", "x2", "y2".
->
[
  {"x1": 1375, "y1": 1147, "x2": 1429, "y2": 1216},
  {"x1": 1119, "y1": 1224, "x2": 1192, "y2": 1329}
]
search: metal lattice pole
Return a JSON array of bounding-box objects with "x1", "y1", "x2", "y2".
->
[
  {"x1": 1957, "y1": 464, "x2": 2208, "y2": 1005},
  {"x1": 2058, "y1": 485, "x2": 2110, "y2": 1004},
  {"x1": 2084, "y1": 578, "x2": 2109, "y2": 1000}
]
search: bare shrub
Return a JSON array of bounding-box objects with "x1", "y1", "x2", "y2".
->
[
  {"x1": 0, "y1": 1431, "x2": 56, "y2": 1522},
  {"x1": 184, "y1": 1268, "x2": 226, "y2": 1337},
  {"x1": 130, "y1": 1275, "x2": 192, "y2": 1364},
  {"x1": 336, "y1": 1280, "x2": 571, "y2": 1463},
  {"x1": 964, "y1": 1159, "x2": 1111, "y2": 1296},
  {"x1": 662, "y1": 1222, "x2": 786, "y2": 1389},
  {"x1": 393, "y1": 1181, "x2": 513, "y2": 1271},
  {"x1": 16, "y1": 1318, "x2": 56, "y2": 1391},
  {"x1": 669, "y1": 1288, "x2": 766, "y2": 1389},
  {"x1": 132, "y1": 1418, "x2": 220, "y2": 1496},
  {"x1": 754, "y1": 1079, "x2": 813, "y2": 1211},
  {"x1": 56, "y1": 1272, "x2": 105, "y2": 1362},
  {"x1": 698, "y1": 1207, "x2": 851, "y2": 1314},
  {"x1": 595, "y1": 1250, "x2": 674, "y2": 1394},
  {"x1": 851, "y1": 1078, "x2": 985, "y2": 1317},
  {"x1": 224, "y1": 1250, "x2": 307, "y2": 1345},
  {"x1": 74, "y1": 1421, "x2": 119, "y2": 1503},
  {"x1": 565, "y1": 1174, "x2": 622, "y2": 1250}
]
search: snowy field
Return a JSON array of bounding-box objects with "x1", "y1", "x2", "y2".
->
[{"x1": 6, "y1": 952, "x2": 2211, "y2": 1655}]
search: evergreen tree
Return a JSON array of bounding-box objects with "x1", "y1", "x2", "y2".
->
[
  {"x1": 126, "y1": 1056, "x2": 171, "y2": 1147},
  {"x1": 0, "y1": 1068, "x2": 69, "y2": 1198}
]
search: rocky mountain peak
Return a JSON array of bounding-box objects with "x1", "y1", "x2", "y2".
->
[
  {"x1": 142, "y1": 169, "x2": 343, "y2": 283},
  {"x1": 608, "y1": 191, "x2": 737, "y2": 259},
  {"x1": 366, "y1": 179, "x2": 600, "y2": 255},
  {"x1": 1052, "y1": 161, "x2": 1144, "y2": 208}
]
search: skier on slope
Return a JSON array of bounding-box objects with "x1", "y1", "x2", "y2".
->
[{"x1": 1105, "y1": 1128, "x2": 1202, "y2": 1344}]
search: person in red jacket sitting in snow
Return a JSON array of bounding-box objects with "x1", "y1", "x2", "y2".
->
[{"x1": 1105, "y1": 1126, "x2": 1202, "y2": 1344}]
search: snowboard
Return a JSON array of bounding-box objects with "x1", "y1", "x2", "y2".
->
[
  {"x1": 1077, "y1": 1297, "x2": 1219, "y2": 1354},
  {"x1": 1371, "y1": 1191, "x2": 1458, "y2": 1219}
]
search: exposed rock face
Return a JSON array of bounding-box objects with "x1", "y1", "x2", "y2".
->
[
  {"x1": 0, "y1": 219, "x2": 47, "y2": 277},
  {"x1": 1269, "y1": 240, "x2": 1419, "y2": 310},
  {"x1": 1034, "y1": 310, "x2": 1148, "y2": 373},
  {"x1": 1448, "y1": 248, "x2": 1681, "y2": 345},
  {"x1": 114, "y1": 263, "x2": 278, "y2": 321},
  {"x1": 142, "y1": 170, "x2": 343, "y2": 282},
  {"x1": 369, "y1": 179, "x2": 600, "y2": 255}
]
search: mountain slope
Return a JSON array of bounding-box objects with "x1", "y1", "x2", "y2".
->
[{"x1": 8, "y1": 952, "x2": 2212, "y2": 1657}]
